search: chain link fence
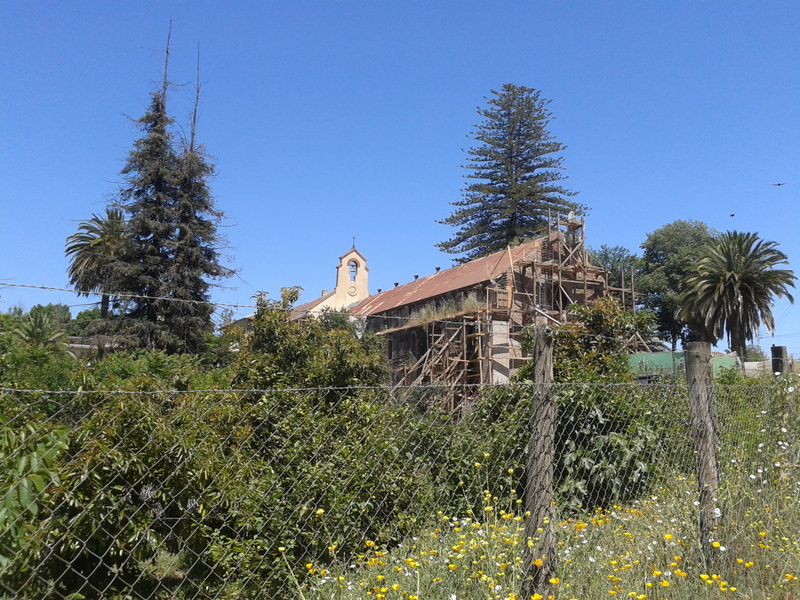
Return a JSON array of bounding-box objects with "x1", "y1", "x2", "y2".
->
[{"x1": 2, "y1": 380, "x2": 798, "y2": 599}]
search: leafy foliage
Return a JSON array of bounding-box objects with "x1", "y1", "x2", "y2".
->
[
  {"x1": 438, "y1": 84, "x2": 582, "y2": 262},
  {"x1": 0, "y1": 414, "x2": 68, "y2": 577},
  {"x1": 68, "y1": 307, "x2": 101, "y2": 336},
  {"x1": 678, "y1": 231, "x2": 795, "y2": 358},
  {"x1": 514, "y1": 300, "x2": 666, "y2": 509},
  {"x1": 232, "y1": 288, "x2": 388, "y2": 392},
  {"x1": 550, "y1": 384, "x2": 670, "y2": 510},
  {"x1": 28, "y1": 303, "x2": 72, "y2": 327},
  {"x1": 12, "y1": 310, "x2": 75, "y2": 361},
  {"x1": 743, "y1": 344, "x2": 768, "y2": 362},
  {"x1": 519, "y1": 298, "x2": 657, "y2": 383},
  {"x1": 197, "y1": 390, "x2": 451, "y2": 597},
  {"x1": 589, "y1": 244, "x2": 639, "y2": 290},
  {"x1": 0, "y1": 339, "x2": 76, "y2": 393},
  {"x1": 0, "y1": 294, "x2": 685, "y2": 597},
  {"x1": 636, "y1": 220, "x2": 716, "y2": 350}
]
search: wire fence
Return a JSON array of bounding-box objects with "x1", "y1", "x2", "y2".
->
[{"x1": 1, "y1": 379, "x2": 799, "y2": 599}]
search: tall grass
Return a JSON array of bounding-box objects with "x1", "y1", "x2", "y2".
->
[
  {"x1": 301, "y1": 378, "x2": 800, "y2": 600},
  {"x1": 407, "y1": 293, "x2": 485, "y2": 327},
  {"x1": 301, "y1": 467, "x2": 800, "y2": 600}
]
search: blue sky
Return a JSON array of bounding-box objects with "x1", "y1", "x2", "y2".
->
[{"x1": 1, "y1": 1, "x2": 799, "y2": 354}]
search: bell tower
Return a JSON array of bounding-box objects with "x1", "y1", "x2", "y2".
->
[{"x1": 334, "y1": 247, "x2": 369, "y2": 306}]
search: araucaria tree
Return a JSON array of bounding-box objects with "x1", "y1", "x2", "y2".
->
[
  {"x1": 438, "y1": 84, "x2": 582, "y2": 262},
  {"x1": 678, "y1": 231, "x2": 796, "y2": 359}
]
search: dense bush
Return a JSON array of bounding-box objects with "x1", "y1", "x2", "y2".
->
[
  {"x1": 0, "y1": 296, "x2": 695, "y2": 598},
  {"x1": 0, "y1": 413, "x2": 68, "y2": 587},
  {"x1": 232, "y1": 289, "x2": 388, "y2": 392},
  {"x1": 514, "y1": 300, "x2": 684, "y2": 510}
]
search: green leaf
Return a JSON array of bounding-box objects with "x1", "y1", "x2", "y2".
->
[
  {"x1": 29, "y1": 473, "x2": 46, "y2": 493},
  {"x1": 18, "y1": 477, "x2": 37, "y2": 516},
  {"x1": 29, "y1": 453, "x2": 39, "y2": 474},
  {"x1": 4, "y1": 487, "x2": 18, "y2": 510}
]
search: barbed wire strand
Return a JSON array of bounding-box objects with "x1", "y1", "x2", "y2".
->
[
  {"x1": 0, "y1": 380, "x2": 786, "y2": 396},
  {"x1": 0, "y1": 281, "x2": 670, "y2": 345}
]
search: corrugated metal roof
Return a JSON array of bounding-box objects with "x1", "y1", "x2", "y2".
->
[{"x1": 351, "y1": 238, "x2": 545, "y2": 316}]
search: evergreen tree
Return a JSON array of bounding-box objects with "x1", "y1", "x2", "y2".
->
[
  {"x1": 438, "y1": 84, "x2": 582, "y2": 262},
  {"x1": 114, "y1": 58, "x2": 232, "y2": 353},
  {"x1": 116, "y1": 90, "x2": 182, "y2": 350},
  {"x1": 165, "y1": 76, "x2": 234, "y2": 351}
]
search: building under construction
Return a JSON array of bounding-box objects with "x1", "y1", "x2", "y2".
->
[{"x1": 351, "y1": 216, "x2": 611, "y2": 409}]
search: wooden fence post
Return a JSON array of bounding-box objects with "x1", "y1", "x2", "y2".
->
[
  {"x1": 521, "y1": 326, "x2": 556, "y2": 599},
  {"x1": 684, "y1": 341, "x2": 721, "y2": 567}
]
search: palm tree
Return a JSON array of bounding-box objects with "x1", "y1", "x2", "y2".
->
[
  {"x1": 14, "y1": 311, "x2": 75, "y2": 358},
  {"x1": 65, "y1": 208, "x2": 129, "y2": 319},
  {"x1": 678, "y1": 231, "x2": 796, "y2": 358}
]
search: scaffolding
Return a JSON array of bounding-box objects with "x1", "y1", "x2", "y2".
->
[{"x1": 381, "y1": 216, "x2": 614, "y2": 412}]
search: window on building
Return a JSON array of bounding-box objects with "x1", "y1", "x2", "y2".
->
[{"x1": 349, "y1": 260, "x2": 358, "y2": 282}]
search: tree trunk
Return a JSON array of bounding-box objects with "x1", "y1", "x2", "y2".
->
[
  {"x1": 100, "y1": 293, "x2": 109, "y2": 320},
  {"x1": 731, "y1": 327, "x2": 746, "y2": 360}
]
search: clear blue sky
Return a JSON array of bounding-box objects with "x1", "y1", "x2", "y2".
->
[{"x1": 1, "y1": 1, "x2": 799, "y2": 354}]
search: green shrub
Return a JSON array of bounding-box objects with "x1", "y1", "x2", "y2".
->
[{"x1": 0, "y1": 413, "x2": 68, "y2": 588}]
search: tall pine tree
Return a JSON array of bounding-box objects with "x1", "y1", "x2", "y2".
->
[
  {"x1": 167, "y1": 67, "x2": 234, "y2": 352},
  {"x1": 438, "y1": 84, "x2": 583, "y2": 262},
  {"x1": 114, "y1": 47, "x2": 232, "y2": 353}
]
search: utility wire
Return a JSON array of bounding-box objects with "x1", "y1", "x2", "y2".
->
[{"x1": 0, "y1": 281, "x2": 672, "y2": 345}]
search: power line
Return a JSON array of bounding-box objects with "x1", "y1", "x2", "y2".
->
[
  {"x1": 0, "y1": 381, "x2": 730, "y2": 396},
  {"x1": 0, "y1": 282, "x2": 255, "y2": 310},
  {"x1": 0, "y1": 383, "x2": 543, "y2": 395},
  {"x1": 0, "y1": 281, "x2": 685, "y2": 346}
]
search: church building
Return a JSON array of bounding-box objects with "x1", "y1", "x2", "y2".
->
[{"x1": 288, "y1": 247, "x2": 370, "y2": 319}]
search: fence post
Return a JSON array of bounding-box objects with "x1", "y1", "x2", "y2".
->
[
  {"x1": 521, "y1": 326, "x2": 556, "y2": 599},
  {"x1": 684, "y1": 341, "x2": 721, "y2": 567},
  {"x1": 771, "y1": 344, "x2": 788, "y2": 375}
]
